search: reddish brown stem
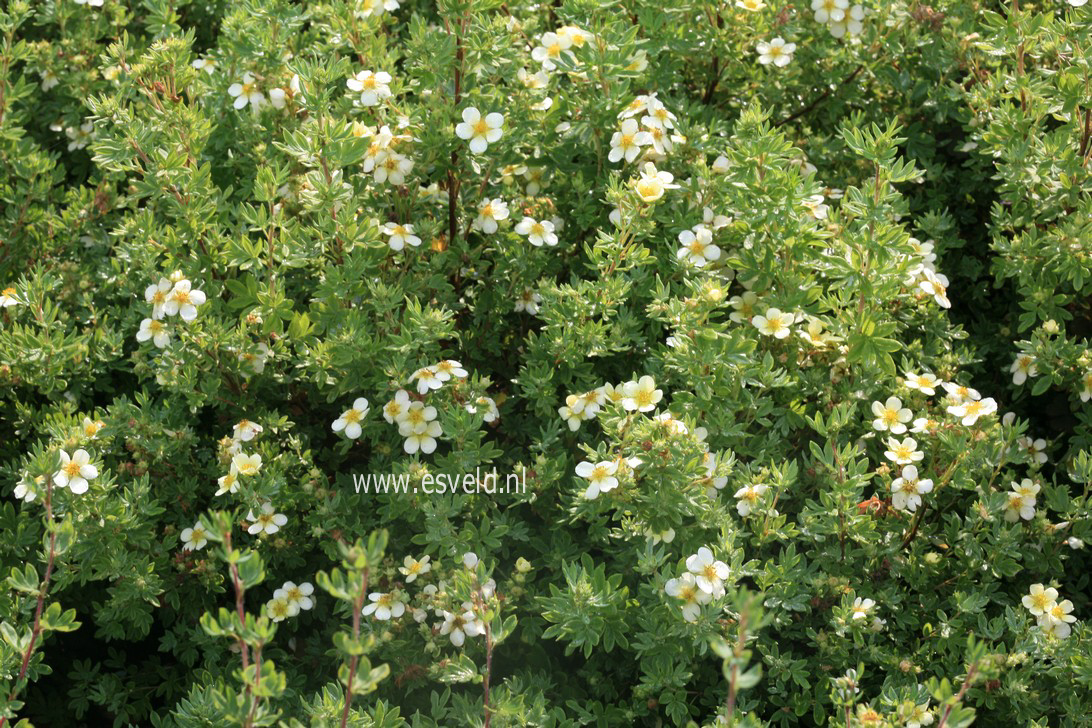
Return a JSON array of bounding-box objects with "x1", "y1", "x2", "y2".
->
[{"x1": 339, "y1": 568, "x2": 370, "y2": 728}]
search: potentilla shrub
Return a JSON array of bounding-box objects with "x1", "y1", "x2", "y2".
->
[{"x1": 0, "y1": 0, "x2": 1089, "y2": 726}]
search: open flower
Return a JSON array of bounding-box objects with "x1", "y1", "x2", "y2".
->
[
  {"x1": 946, "y1": 397, "x2": 997, "y2": 426},
  {"x1": 1010, "y1": 354, "x2": 1037, "y2": 385},
  {"x1": 363, "y1": 591, "x2": 406, "y2": 620},
  {"x1": 145, "y1": 277, "x2": 172, "y2": 319},
  {"x1": 608, "y1": 118, "x2": 651, "y2": 164},
  {"x1": 231, "y1": 452, "x2": 262, "y2": 476},
  {"x1": 756, "y1": 37, "x2": 796, "y2": 67},
  {"x1": 686, "y1": 546, "x2": 730, "y2": 597},
  {"x1": 890, "y1": 465, "x2": 933, "y2": 512},
  {"x1": 734, "y1": 483, "x2": 769, "y2": 516},
  {"x1": 438, "y1": 608, "x2": 484, "y2": 645},
  {"x1": 1021, "y1": 583, "x2": 1058, "y2": 616},
  {"x1": 850, "y1": 597, "x2": 875, "y2": 620},
  {"x1": 455, "y1": 107, "x2": 504, "y2": 154},
  {"x1": 181, "y1": 522, "x2": 209, "y2": 551},
  {"x1": 871, "y1": 396, "x2": 912, "y2": 434},
  {"x1": 884, "y1": 437, "x2": 923, "y2": 465},
  {"x1": 233, "y1": 420, "x2": 263, "y2": 442},
  {"x1": 163, "y1": 279, "x2": 206, "y2": 322},
  {"x1": 246, "y1": 502, "x2": 287, "y2": 535},
  {"x1": 381, "y1": 222, "x2": 422, "y2": 251},
  {"x1": 266, "y1": 596, "x2": 298, "y2": 622},
  {"x1": 333, "y1": 397, "x2": 370, "y2": 439},
  {"x1": 383, "y1": 390, "x2": 412, "y2": 424},
  {"x1": 515, "y1": 217, "x2": 558, "y2": 247},
  {"x1": 398, "y1": 401, "x2": 442, "y2": 454},
  {"x1": 473, "y1": 198, "x2": 510, "y2": 234},
  {"x1": 399, "y1": 555, "x2": 432, "y2": 583},
  {"x1": 676, "y1": 225, "x2": 721, "y2": 267},
  {"x1": 753, "y1": 308, "x2": 796, "y2": 338},
  {"x1": 347, "y1": 69, "x2": 392, "y2": 106},
  {"x1": 632, "y1": 162, "x2": 678, "y2": 202},
  {"x1": 276, "y1": 581, "x2": 315, "y2": 611},
  {"x1": 228, "y1": 72, "x2": 266, "y2": 110},
  {"x1": 665, "y1": 572, "x2": 712, "y2": 622},
  {"x1": 410, "y1": 366, "x2": 444, "y2": 394},
  {"x1": 53, "y1": 449, "x2": 98, "y2": 494},
  {"x1": 1038, "y1": 599, "x2": 1077, "y2": 638},
  {"x1": 621, "y1": 375, "x2": 663, "y2": 412},
  {"x1": 576, "y1": 460, "x2": 619, "y2": 499},
  {"x1": 904, "y1": 371, "x2": 939, "y2": 396},
  {"x1": 919, "y1": 271, "x2": 951, "y2": 308},
  {"x1": 137, "y1": 318, "x2": 170, "y2": 348}
]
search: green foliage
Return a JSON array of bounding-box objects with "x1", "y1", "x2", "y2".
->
[{"x1": 0, "y1": 0, "x2": 1090, "y2": 726}]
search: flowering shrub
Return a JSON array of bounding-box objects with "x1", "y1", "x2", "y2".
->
[{"x1": 1, "y1": 0, "x2": 1090, "y2": 726}]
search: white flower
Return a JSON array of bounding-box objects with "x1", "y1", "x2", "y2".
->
[
  {"x1": 530, "y1": 32, "x2": 573, "y2": 71},
  {"x1": 381, "y1": 222, "x2": 422, "y2": 251},
  {"x1": 39, "y1": 70, "x2": 59, "y2": 91},
  {"x1": 621, "y1": 375, "x2": 663, "y2": 412},
  {"x1": 246, "y1": 502, "x2": 287, "y2": 535},
  {"x1": 850, "y1": 597, "x2": 875, "y2": 620},
  {"x1": 515, "y1": 289, "x2": 542, "y2": 314},
  {"x1": 437, "y1": 608, "x2": 483, "y2": 645},
  {"x1": 1079, "y1": 370, "x2": 1092, "y2": 402},
  {"x1": 473, "y1": 198, "x2": 509, "y2": 234},
  {"x1": 410, "y1": 366, "x2": 444, "y2": 394},
  {"x1": 729, "y1": 291, "x2": 759, "y2": 323},
  {"x1": 82, "y1": 417, "x2": 105, "y2": 439},
  {"x1": 231, "y1": 452, "x2": 263, "y2": 476},
  {"x1": 1010, "y1": 354, "x2": 1038, "y2": 385},
  {"x1": 1068, "y1": 0, "x2": 1088, "y2": 6},
  {"x1": 228, "y1": 72, "x2": 266, "y2": 111},
  {"x1": 137, "y1": 318, "x2": 171, "y2": 348},
  {"x1": 53, "y1": 449, "x2": 98, "y2": 494},
  {"x1": 466, "y1": 396, "x2": 499, "y2": 423},
  {"x1": 180, "y1": 522, "x2": 209, "y2": 551},
  {"x1": 66, "y1": 121, "x2": 93, "y2": 150},
  {"x1": 1012, "y1": 478, "x2": 1040, "y2": 506},
  {"x1": 455, "y1": 107, "x2": 504, "y2": 154},
  {"x1": 756, "y1": 37, "x2": 796, "y2": 67},
  {"x1": 871, "y1": 396, "x2": 913, "y2": 434},
  {"x1": 383, "y1": 390, "x2": 412, "y2": 424},
  {"x1": 645, "y1": 527, "x2": 676, "y2": 544},
  {"x1": 812, "y1": 0, "x2": 848, "y2": 24},
  {"x1": 163, "y1": 280, "x2": 206, "y2": 322},
  {"x1": 685, "y1": 546, "x2": 730, "y2": 596},
  {"x1": 276, "y1": 581, "x2": 315, "y2": 611},
  {"x1": 890, "y1": 465, "x2": 933, "y2": 512},
  {"x1": 514, "y1": 217, "x2": 558, "y2": 247},
  {"x1": 215, "y1": 469, "x2": 239, "y2": 497},
  {"x1": 192, "y1": 58, "x2": 216, "y2": 75},
  {"x1": 347, "y1": 70, "x2": 393, "y2": 106},
  {"x1": 829, "y1": 5, "x2": 865, "y2": 37},
  {"x1": 332, "y1": 397, "x2": 370, "y2": 439},
  {"x1": 1038, "y1": 599, "x2": 1077, "y2": 638},
  {"x1": 399, "y1": 555, "x2": 432, "y2": 583},
  {"x1": 734, "y1": 483, "x2": 769, "y2": 516},
  {"x1": 398, "y1": 402, "x2": 442, "y2": 454},
  {"x1": 1022, "y1": 583, "x2": 1059, "y2": 616},
  {"x1": 904, "y1": 371, "x2": 939, "y2": 396},
  {"x1": 884, "y1": 437, "x2": 923, "y2": 465},
  {"x1": 1003, "y1": 491, "x2": 1036, "y2": 523},
  {"x1": 632, "y1": 162, "x2": 678, "y2": 202},
  {"x1": 753, "y1": 308, "x2": 796, "y2": 338},
  {"x1": 266, "y1": 596, "x2": 298, "y2": 622},
  {"x1": 575, "y1": 460, "x2": 619, "y2": 499},
  {"x1": 363, "y1": 592, "x2": 406, "y2": 620},
  {"x1": 803, "y1": 194, "x2": 829, "y2": 220},
  {"x1": 737, "y1": 0, "x2": 766, "y2": 8},
  {"x1": 798, "y1": 319, "x2": 841, "y2": 348},
  {"x1": 946, "y1": 397, "x2": 997, "y2": 426},
  {"x1": 676, "y1": 225, "x2": 721, "y2": 267},
  {"x1": 608, "y1": 118, "x2": 651, "y2": 164},
  {"x1": 942, "y1": 381, "x2": 981, "y2": 403},
  {"x1": 145, "y1": 277, "x2": 172, "y2": 319},
  {"x1": 1018, "y1": 436, "x2": 1048, "y2": 465},
  {"x1": 919, "y1": 271, "x2": 951, "y2": 308},
  {"x1": 233, "y1": 420, "x2": 263, "y2": 442},
  {"x1": 434, "y1": 360, "x2": 468, "y2": 381},
  {"x1": 664, "y1": 572, "x2": 712, "y2": 622},
  {"x1": 462, "y1": 551, "x2": 479, "y2": 570}
]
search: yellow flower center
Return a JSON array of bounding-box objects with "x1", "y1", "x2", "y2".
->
[
  {"x1": 473, "y1": 119, "x2": 490, "y2": 135},
  {"x1": 64, "y1": 462, "x2": 82, "y2": 477}
]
